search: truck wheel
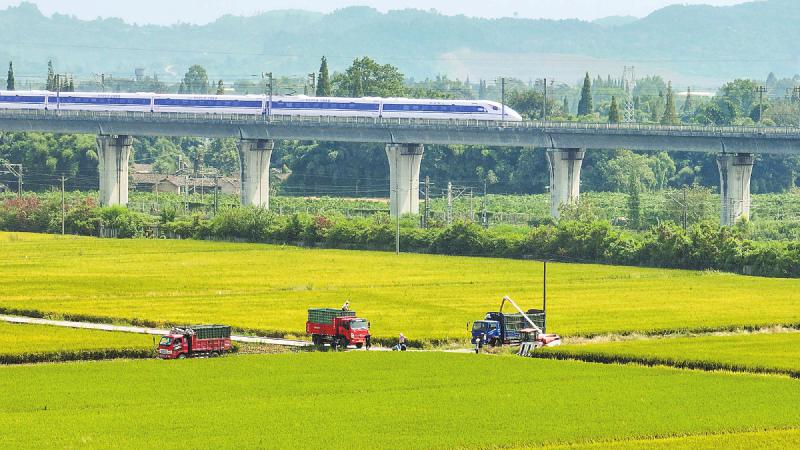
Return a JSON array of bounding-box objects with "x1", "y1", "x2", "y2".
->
[
  {"x1": 312, "y1": 335, "x2": 322, "y2": 347},
  {"x1": 177, "y1": 354, "x2": 187, "y2": 359},
  {"x1": 355, "y1": 343, "x2": 363, "y2": 349},
  {"x1": 338, "y1": 337, "x2": 349, "y2": 349},
  {"x1": 210, "y1": 352, "x2": 220, "y2": 358}
]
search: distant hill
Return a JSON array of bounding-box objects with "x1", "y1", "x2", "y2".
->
[
  {"x1": 592, "y1": 16, "x2": 639, "y2": 27},
  {"x1": 0, "y1": 1, "x2": 796, "y2": 87}
]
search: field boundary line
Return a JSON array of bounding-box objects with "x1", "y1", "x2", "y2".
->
[
  {"x1": 530, "y1": 349, "x2": 800, "y2": 379},
  {"x1": 539, "y1": 426, "x2": 800, "y2": 449},
  {"x1": 564, "y1": 325, "x2": 800, "y2": 345}
]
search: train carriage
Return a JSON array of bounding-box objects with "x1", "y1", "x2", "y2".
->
[{"x1": 0, "y1": 90, "x2": 523, "y2": 121}]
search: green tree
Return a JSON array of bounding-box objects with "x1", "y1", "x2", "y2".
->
[
  {"x1": 608, "y1": 96, "x2": 621, "y2": 123},
  {"x1": 661, "y1": 82, "x2": 678, "y2": 125},
  {"x1": 331, "y1": 57, "x2": 405, "y2": 98},
  {"x1": 316, "y1": 56, "x2": 331, "y2": 97},
  {"x1": 682, "y1": 87, "x2": 693, "y2": 117},
  {"x1": 577, "y1": 72, "x2": 593, "y2": 116},
  {"x1": 46, "y1": 60, "x2": 54, "y2": 91},
  {"x1": 626, "y1": 173, "x2": 642, "y2": 229},
  {"x1": 182, "y1": 65, "x2": 209, "y2": 94},
  {"x1": 216, "y1": 80, "x2": 225, "y2": 95},
  {"x1": 6, "y1": 61, "x2": 14, "y2": 91},
  {"x1": 507, "y1": 88, "x2": 548, "y2": 120}
]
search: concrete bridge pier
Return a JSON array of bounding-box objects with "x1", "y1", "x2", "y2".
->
[
  {"x1": 386, "y1": 143, "x2": 424, "y2": 217},
  {"x1": 717, "y1": 153, "x2": 755, "y2": 226},
  {"x1": 97, "y1": 135, "x2": 132, "y2": 207},
  {"x1": 546, "y1": 148, "x2": 585, "y2": 218},
  {"x1": 238, "y1": 139, "x2": 275, "y2": 208}
]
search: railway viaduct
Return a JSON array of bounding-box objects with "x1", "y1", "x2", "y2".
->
[{"x1": 3, "y1": 109, "x2": 800, "y2": 225}]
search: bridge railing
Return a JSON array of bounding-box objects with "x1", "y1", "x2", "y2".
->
[{"x1": 0, "y1": 108, "x2": 799, "y2": 136}]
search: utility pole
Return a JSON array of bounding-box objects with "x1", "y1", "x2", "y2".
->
[
  {"x1": 264, "y1": 72, "x2": 274, "y2": 117},
  {"x1": 542, "y1": 77, "x2": 547, "y2": 120},
  {"x1": 622, "y1": 66, "x2": 636, "y2": 123},
  {"x1": 61, "y1": 174, "x2": 66, "y2": 235},
  {"x1": 469, "y1": 188, "x2": 474, "y2": 222},
  {"x1": 482, "y1": 179, "x2": 488, "y2": 229},
  {"x1": 542, "y1": 260, "x2": 548, "y2": 333},
  {"x1": 756, "y1": 85, "x2": 767, "y2": 123},
  {"x1": 682, "y1": 186, "x2": 688, "y2": 231},
  {"x1": 423, "y1": 176, "x2": 430, "y2": 229},
  {"x1": 395, "y1": 149, "x2": 400, "y2": 255},
  {"x1": 446, "y1": 181, "x2": 453, "y2": 224},
  {"x1": 213, "y1": 174, "x2": 219, "y2": 216},
  {"x1": 500, "y1": 77, "x2": 506, "y2": 121}
]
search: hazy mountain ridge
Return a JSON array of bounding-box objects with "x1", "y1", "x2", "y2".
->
[{"x1": 0, "y1": 1, "x2": 794, "y2": 86}]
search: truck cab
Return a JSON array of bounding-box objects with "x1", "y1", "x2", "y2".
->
[
  {"x1": 338, "y1": 317, "x2": 370, "y2": 347},
  {"x1": 471, "y1": 320, "x2": 501, "y2": 346},
  {"x1": 158, "y1": 334, "x2": 188, "y2": 359}
]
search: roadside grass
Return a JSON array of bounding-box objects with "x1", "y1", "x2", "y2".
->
[
  {"x1": 2, "y1": 233, "x2": 800, "y2": 341},
  {"x1": 2, "y1": 353, "x2": 800, "y2": 449},
  {"x1": 539, "y1": 332, "x2": 800, "y2": 376},
  {"x1": 0, "y1": 321, "x2": 154, "y2": 363}
]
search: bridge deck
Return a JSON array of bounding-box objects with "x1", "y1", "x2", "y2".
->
[{"x1": 1, "y1": 109, "x2": 799, "y2": 154}]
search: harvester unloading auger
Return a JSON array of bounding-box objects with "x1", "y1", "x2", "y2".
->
[{"x1": 499, "y1": 295, "x2": 561, "y2": 354}]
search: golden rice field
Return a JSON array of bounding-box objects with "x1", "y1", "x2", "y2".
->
[{"x1": 2, "y1": 232, "x2": 800, "y2": 340}]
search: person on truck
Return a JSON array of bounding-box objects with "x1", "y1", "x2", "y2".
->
[{"x1": 341, "y1": 300, "x2": 350, "y2": 311}]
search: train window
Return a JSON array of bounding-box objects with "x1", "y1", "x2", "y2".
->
[{"x1": 492, "y1": 105, "x2": 499, "y2": 110}]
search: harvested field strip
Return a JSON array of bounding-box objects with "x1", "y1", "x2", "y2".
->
[
  {"x1": 540, "y1": 427, "x2": 800, "y2": 449},
  {"x1": 2, "y1": 353, "x2": 800, "y2": 449},
  {"x1": 0, "y1": 321, "x2": 155, "y2": 364},
  {"x1": 3, "y1": 233, "x2": 800, "y2": 340},
  {"x1": 539, "y1": 332, "x2": 800, "y2": 377}
]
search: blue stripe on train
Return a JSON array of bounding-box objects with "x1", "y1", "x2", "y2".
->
[
  {"x1": 0, "y1": 95, "x2": 46, "y2": 103},
  {"x1": 48, "y1": 97, "x2": 150, "y2": 106}
]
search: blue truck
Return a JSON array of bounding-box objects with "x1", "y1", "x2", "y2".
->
[{"x1": 471, "y1": 296, "x2": 551, "y2": 349}]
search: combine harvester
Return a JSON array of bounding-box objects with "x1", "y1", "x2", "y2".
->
[{"x1": 471, "y1": 296, "x2": 560, "y2": 355}]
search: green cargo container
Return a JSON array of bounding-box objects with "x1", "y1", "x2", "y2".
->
[
  {"x1": 307, "y1": 308, "x2": 356, "y2": 324},
  {"x1": 525, "y1": 309, "x2": 546, "y2": 332},
  {"x1": 175, "y1": 325, "x2": 231, "y2": 339}
]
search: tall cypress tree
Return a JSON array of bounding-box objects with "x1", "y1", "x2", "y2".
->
[
  {"x1": 608, "y1": 96, "x2": 621, "y2": 123},
  {"x1": 46, "y1": 60, "x2": 54, "y2": 91},
  {"x1": 661, "y1": 82, "x2": 678, "y2": 125},
  {"x1": 316, "y1": 56, "x2": 331, "y2": 97},
  {"x1": 6, "y1": 61, "x2": 14, "y2": 91},
  {"x1": 577, "y1": 72, "x2": 593, "y2": 116},
  {"x1": 562, "y1": 97, "x2": 569, "y2": 115},
  {"x1": 682, "y1": 87, "x2": 693, "y2": 116}
]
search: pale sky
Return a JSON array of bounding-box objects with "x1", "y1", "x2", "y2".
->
[{"x1": 0, "y1": 0, "x2": 754, "y2": 25}]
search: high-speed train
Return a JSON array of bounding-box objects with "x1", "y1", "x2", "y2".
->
[{"x1": 0, "y1": 91, "x2": 523, "y2": 121}]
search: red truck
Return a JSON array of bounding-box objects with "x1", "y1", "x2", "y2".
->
[
  {"x1": 306, "y1": 308, "x2": 371, "y2": 349},
  {"x1": 157, "y1": 325, "x2": 232, "y2": 359}
]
